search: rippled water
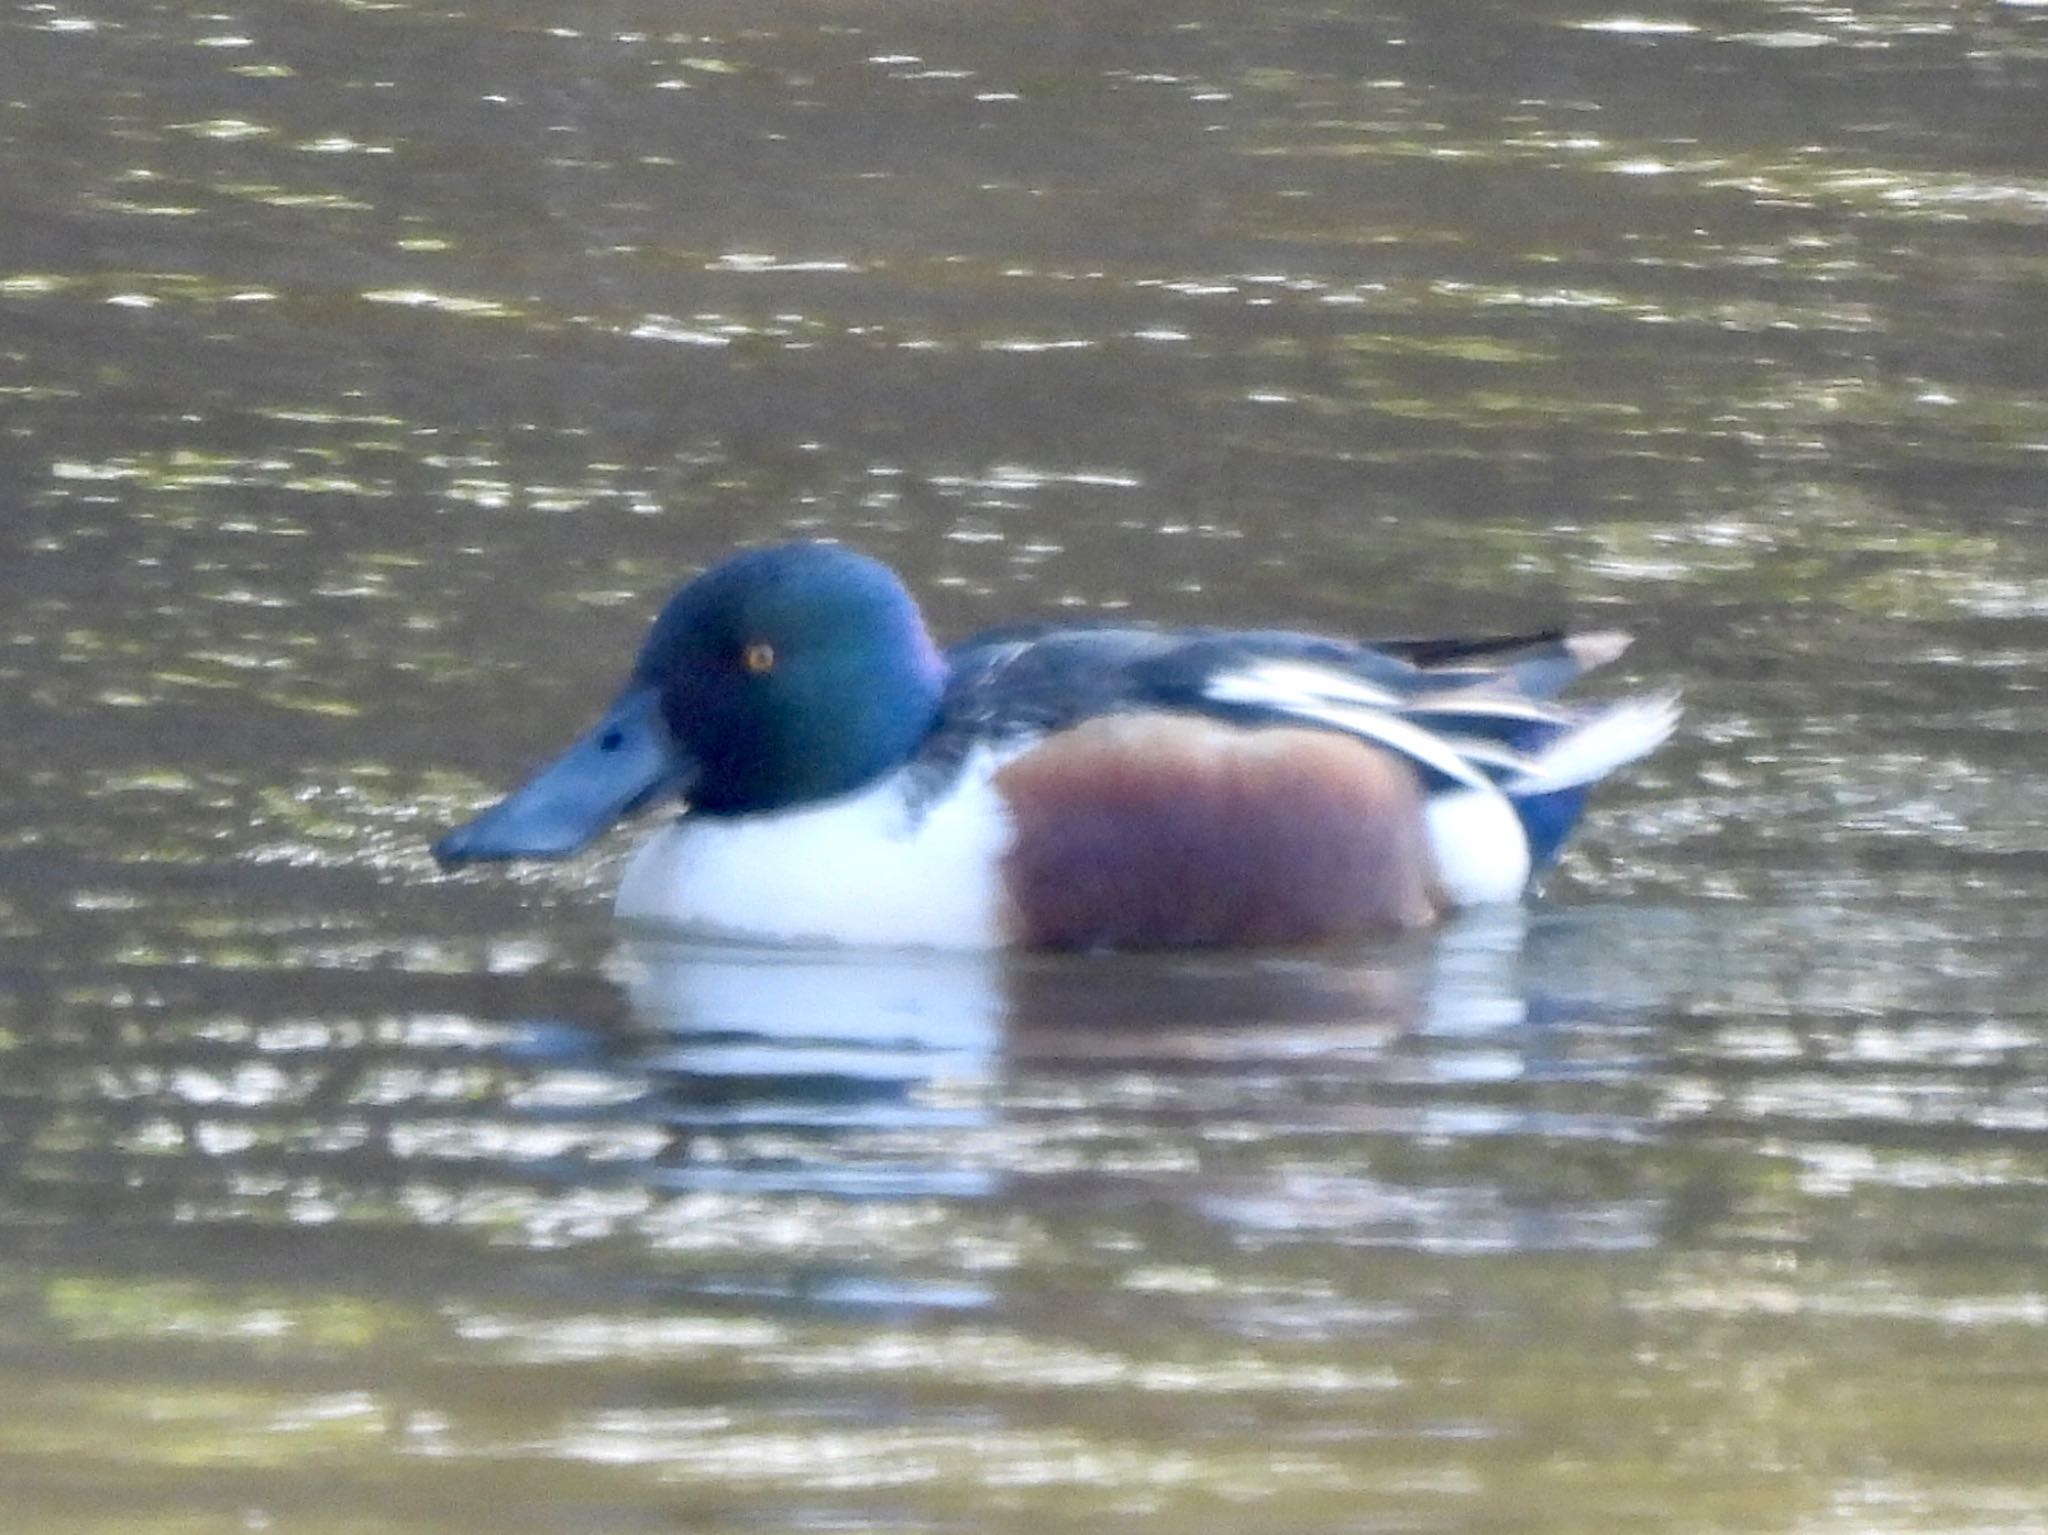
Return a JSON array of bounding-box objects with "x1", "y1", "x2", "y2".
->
[{"x1": 5, "y1": 0, "x2": 2048, "y2": 1529}]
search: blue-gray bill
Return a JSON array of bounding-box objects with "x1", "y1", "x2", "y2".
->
[{"x1": 432, "y1": 684, "x2": 685, "y2": 867}]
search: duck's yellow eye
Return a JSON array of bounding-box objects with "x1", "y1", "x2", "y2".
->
[{"x1": 742, "y1": 641, "x2": 777, "y2": 675}]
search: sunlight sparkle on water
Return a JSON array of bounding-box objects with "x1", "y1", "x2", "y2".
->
[{"x1": 1573, "y1": 17, "x2": 1699, "y2": 34}]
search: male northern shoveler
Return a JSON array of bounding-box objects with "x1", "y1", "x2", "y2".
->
[{"x1": 433, "y1": 541, "x2": 1676, "y2": 949}]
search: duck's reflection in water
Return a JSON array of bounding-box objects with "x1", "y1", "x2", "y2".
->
[
  {"x1": 615, "y1": 909, "x2": 1539, "y2": 1062},
  {"x1": 606, "y1": 938, "x2": 1007, "y2": 1201},
  {"x1": 616, "y1": 939, "x2": 1004, "y2": 1104},
  {"x1": 1001, "y1": 907, "x2": 1537, "y2": 1066},
  {"x1": 598, "y1": 909, "x2": 1584, "y2": 1203}
]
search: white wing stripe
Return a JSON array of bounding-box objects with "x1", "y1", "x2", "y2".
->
[
  {"x1": 1401, "y1": 695, "x2": 1561, "y2": 725},
  {"x1": 1203, "y1": 662, "x2": 1494, "y2": 790},
  {"x1": 1202, "y1": 660, "x2": 1678, "y2": 800},
  {"x1": 1503, "y1": 693, "x2": 1681, "y2": 794},
  {"x1": 1203, "y1": 658, "x2": 1401, "y2": 710}
]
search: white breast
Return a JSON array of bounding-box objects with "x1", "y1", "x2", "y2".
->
[{"x1": 614, "y1": 757, "x2": 1017, "y2": 950}]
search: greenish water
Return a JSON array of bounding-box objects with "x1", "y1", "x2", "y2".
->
[{"x1": 4, "y1": 0, "x2": 2048, "y2": 1529}]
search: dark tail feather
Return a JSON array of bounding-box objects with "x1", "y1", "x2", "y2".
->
[
  {"x1": 1378, "y1": 630, "x2": 1634, "y2": 700},
  {"x1": 1510, "y1": 784, "x2": 1593, "y2": 871}
]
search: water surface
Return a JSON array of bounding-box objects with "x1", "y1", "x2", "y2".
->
[{"x1": 4, "y1": 0, "x2": 2048, "y2": 1529}]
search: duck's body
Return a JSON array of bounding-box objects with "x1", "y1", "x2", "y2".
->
[{"x1": 434, "y1": 543, "x2": 1676, "y2": 950}]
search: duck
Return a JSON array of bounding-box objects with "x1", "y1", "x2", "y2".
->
[{"x1": 432, "y1": 540, "x2": 1676, "y2": 950}]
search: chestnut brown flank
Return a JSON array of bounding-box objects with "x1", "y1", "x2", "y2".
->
[{"x1": 994, "y1": 715, "x2": 1443, "y2": 949}]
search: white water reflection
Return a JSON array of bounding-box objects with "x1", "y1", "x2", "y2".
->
[
  {"x1": 615, "y1": 912, "x2": 1545, "y2": 1074},
  {"x1": 593, "y1": 911, "x2": 1629, "y2": 1216}
]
